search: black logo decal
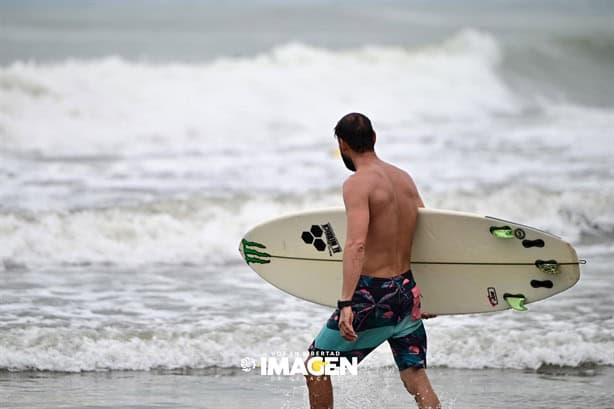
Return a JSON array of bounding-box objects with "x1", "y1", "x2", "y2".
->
[
  {"x1": 514, "y1": 228, "x2": 526, "y2": 240},
  {"x1": 523, "y1": 239, "x2": 545, "y2": 248},
  {"x1": 487, "y1": 287, "x2": 498, "y2": 307},
  {"x1": 301, "y1": 223, "x2": 342, "y2": 256},
  {"x1": 530, "y1": 279, "x2": 553, "y2": 289}
]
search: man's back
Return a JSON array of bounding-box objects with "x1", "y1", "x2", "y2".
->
[{"x1": 350, "y1": 159, "x2": 424, "y2": 278}]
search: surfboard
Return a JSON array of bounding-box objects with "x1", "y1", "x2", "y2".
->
[{"x1": 239, "y1": 208, "x2": 582, "y2": 315}]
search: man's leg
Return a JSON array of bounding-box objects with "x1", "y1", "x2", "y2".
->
[
  {"x1": 400, "y1": 367, "x2": 441, "y2": 409},
  {"x1": 305, "y1": 362, "x2": 333, "y2": 409},
  {"x1": 305, "y1": 274, "x2": 391, "y2": 409}
]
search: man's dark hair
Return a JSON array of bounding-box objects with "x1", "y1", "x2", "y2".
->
[{"x1": 334, "y1": 113, "x2": 375, "y2": 153}]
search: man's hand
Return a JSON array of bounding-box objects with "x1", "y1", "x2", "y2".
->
[
  {"x1": 421, "y1": 312, "x2": 437, "y2": 319},
  {"x1": 339, "y1": 307, "x2": 358, "y2": 342}
]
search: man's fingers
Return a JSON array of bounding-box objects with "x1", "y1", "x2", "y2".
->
[
  {"x1": 341, "y1": 329, "x2": 357, "y2": 342},
  {"x1": 346, "y1": 323, "x2": 356, "y2": 338},
  {"x1": 340, "y1": 321, "x2": 357, "y2": 341},
  {"x1": 338, "y1": 308, "x2": 357, "y2": 341},
  {"x1": 339, "y1": 325, "x2": 348, "y2": 340}
]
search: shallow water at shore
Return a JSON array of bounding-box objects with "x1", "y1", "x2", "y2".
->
[{"x1": 3, "y1": 366, "x2": 614, "y2": 409}]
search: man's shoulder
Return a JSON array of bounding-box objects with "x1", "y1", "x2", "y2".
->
[
  {"x1": 383, "y1": 161, "x2": 411, "y2": 178},
  {"x1": 344, "y1": 166, "x2": 379, "y2": 184},
  {"x1": 343, "y1": 173, "x2": 363, "y2": 189},
  {"x1": 342, "y1": 172, "x2": 372, "y2": 195}
]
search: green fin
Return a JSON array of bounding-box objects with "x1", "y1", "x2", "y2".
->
[
  {"x1": 490, "y1": 226, "x2": 514, "y2": 239},
  {"x1": 535, "y1": 260, "x2": 560, "y2": 274},
  {"x1": 504, "y1": 293, "x2": 528, "y2": 311}
]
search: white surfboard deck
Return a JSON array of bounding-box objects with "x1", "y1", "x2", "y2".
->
[{"x1": 239, "y1": 208, "x2": 581, "y2": 315}]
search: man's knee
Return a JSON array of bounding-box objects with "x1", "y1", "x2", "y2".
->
[
  {"x1": 399, "y1": 368, "x2": 432, "y2": 398},
  {"x1": 400, "y1": 367, "x2": 424, "y2": 395},
  {"x1": 400, "y1": 368, "x2": 440, "y2": 409}
]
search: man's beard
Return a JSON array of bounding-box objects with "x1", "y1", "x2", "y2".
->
[{"x1": 341, "y1": 153, "x2": 356, "y2": 172}]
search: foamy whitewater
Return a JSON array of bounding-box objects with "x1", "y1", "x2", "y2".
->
[{"x1": 1, "y1": 19, "x2": 614, "y2": 377}]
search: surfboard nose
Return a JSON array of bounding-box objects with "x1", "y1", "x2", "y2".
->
[
  {"x1": 238, "y1": 239, "x2": 244, "y2": 258},
  {"x1": 239, "y1": 238, "x2": 272, "y2": 265}
]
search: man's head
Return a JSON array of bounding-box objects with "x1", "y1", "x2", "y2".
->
[{"x1": 334, "y1": 113, "x2": 376, "y2": 171}]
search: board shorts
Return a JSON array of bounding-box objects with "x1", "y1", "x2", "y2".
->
[{"x1": 308, "y1": 269, "x2": 427, "y2": 371}]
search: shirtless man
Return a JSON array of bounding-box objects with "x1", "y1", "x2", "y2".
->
[{"x1": 305, "y1": 113, "x2": 440, "y2": 409}]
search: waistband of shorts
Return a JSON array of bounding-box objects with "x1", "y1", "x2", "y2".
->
[{"x1": 358, "y1": 269, "x2": 413, "y2": 283}]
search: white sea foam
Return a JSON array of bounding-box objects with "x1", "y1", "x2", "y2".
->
[
  {"x1": 1, "y1": 30, "x2": 612, "y2": 212},
  {"x1": 0, "y1": 29, "x2": 514, "y2": 157},
  {"x1": 0, "y1": 194, "x2": 336, "y2": 269},
  {"x1": 1, "y1": 309, "x2": 613, "y2": 372},
  {"x1": 1, "y1": 187, "x2": 612, "y2": 269}
]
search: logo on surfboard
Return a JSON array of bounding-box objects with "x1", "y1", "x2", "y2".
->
[
  {"x1": 301, "y1": 223, "x2": 342, "y2": 256},
  {"x1": 241, "y1": 239, "x2": 271, "y2": 264},
  {"x1": 487, "y1": 287, "x2": 499, "y2": 307}
]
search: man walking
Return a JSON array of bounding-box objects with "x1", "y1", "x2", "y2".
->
[{"x1": 305, "y1": 113, "x2": 440, "y2": 409}]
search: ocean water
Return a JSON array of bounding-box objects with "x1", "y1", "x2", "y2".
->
[{"x1": 1, "y1": 1, "x2": 614, "y2": 408}]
